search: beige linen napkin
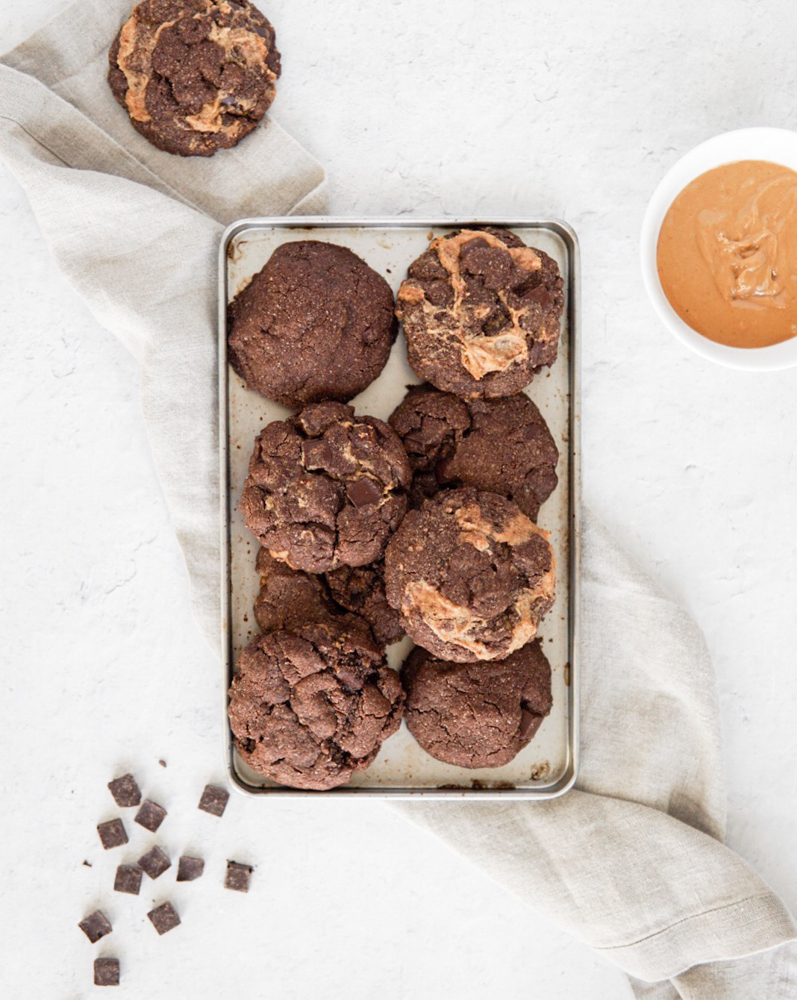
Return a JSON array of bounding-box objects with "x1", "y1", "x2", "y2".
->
[{"x1": 2, "y1": 4, "x2": 796, "y2": 997}]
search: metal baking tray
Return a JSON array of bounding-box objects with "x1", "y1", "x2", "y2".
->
[{"x1": 219, "y1": 218, "x2": 580, "y2": 799}]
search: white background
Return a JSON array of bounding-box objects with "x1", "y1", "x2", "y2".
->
[{"x1": 1, "y1": 2, "x2": 796, "y2": 997}]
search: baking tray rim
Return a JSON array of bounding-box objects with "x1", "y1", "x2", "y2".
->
[{"x1": 218, "y1": 216, "x2": 581, "y2": 800}]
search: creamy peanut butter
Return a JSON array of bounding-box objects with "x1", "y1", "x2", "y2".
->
[{"x1": 657, "y1": 160, "x2": 797, "y2": 348}]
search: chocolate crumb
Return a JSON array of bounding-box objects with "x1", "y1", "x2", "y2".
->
[
  {"x1": 138, "y1": 846, "x2": 171, "y2": 880},
  {"x1": 114, "y1": 864, "x2": 143, "y2": 895},
  {"x1": 107, "y1": 773, "x2": 141, "y2": 808},
  {"x1": 225, "y1": 861, "x2": 253, "y2": 893},
  {"x1": 176, "y1": 856, "x2": 204, "y2": 882},
  {"x1": 94, "y1": 957, "x2": 120, "y2": 986},
  {"x1": 147, "y1": 901, "x2": 181, "y2": 935},
  {"x1": 97, "y1": 819, "x2": 128, "y2": 850},
  {"x1": 198, "y1": 784, "x2": 229, "y2": 817},
  {"x1": 78, "y1": 910, "x2": 112, "y2": 944},
  {"x1": 135, "y1": 799, "x2": 166, "y2": 833}
]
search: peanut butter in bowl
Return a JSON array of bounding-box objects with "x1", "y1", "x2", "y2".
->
[{"x1": 657, "y1": 160, "x2": 797, "y2": 349}]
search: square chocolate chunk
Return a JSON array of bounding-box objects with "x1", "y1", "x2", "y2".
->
[
  {"x1": 134, "y1": 799, "x2": 166, "y2": 833},
  {"x1": 198, "y1": 784, "x2": 229, "y2": 817},
  {"x1": 97, "y1": 819, "x2": 128, "y2": 850},
  {"x1": 114, "y1": 864, "x2": 143, "y2": 895},
  {"x1": 107, "y1": 773, "x2": 141, "y2": 808},
  {"x1": 94, "y1": 957, "x2": 120, "y2": 986},
  {"x1": 225, "y1": 861, "x2": 253, "y2": 893},
  {"x1": 176, "y1": 856, "x2": 204, "y2": 882},
  {"x1": 79, "y1": 910, "x2": 112, "y2": 944},
  {"x1": 147, "y1": 901, "x2": 180, "y2": 935},
  {"x1": 138, "y1": 846, "x2": 171, "y2": 880}
]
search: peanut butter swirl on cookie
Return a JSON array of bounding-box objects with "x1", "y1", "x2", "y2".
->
[
  {"x1": 108, "y1": 0, "x2": 281, "y2": 157},
  {"x1": 396, "y1": 228, "x2": 563, "y2": 399},
  {"x1": 384, "y1": 488, "x2": 556, "y2": 663}
]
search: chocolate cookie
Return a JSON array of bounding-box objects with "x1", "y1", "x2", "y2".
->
[
  {"x1": 402, "y1": 640, "x2": 553, "y2": 768},
  {"x1": 108, "y1": 0, "x2": 280, "y2": 157},
  {"x1": 253, "y1": 548, "x2": 338, "y2": 633},
  {"x1": 241, "y1": 402, "x2": 412, "y2": 574},
  {"x1": 389, "y1": 385, "x2": 558, "y2": 520},
  {"x1": 384, "y1": 489, "x2": 555, "y2": 662},
  {"x1": 325, "y1": 562, "x2": 404, "y2": 647},
  {"x1": 228, "y1": 241, "x2": 397, "y2": 408},
  {"x1": 228, "y1": 622, "x2": 405, "y2": 790},
  {"x1": 396, "y1": 229, "x2": 563, "y2": 399}
]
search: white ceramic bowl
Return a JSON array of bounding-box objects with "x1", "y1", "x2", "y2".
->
[{"x1": 640, "y1": 127, "x2": 797, "y2": 371}]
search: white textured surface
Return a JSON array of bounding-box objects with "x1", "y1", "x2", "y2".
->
[{"x1": 1, "y1": 1, "x2": 795, "y2": 997}]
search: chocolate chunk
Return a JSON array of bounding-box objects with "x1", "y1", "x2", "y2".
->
[
  {"x1": 134, "y1": 799, "x2": 166, "y2": 833},
  {"x1": 197, "y1": 784, "x2": 229, "y2": 817},
  {"x1": 78, "y1": 910, "x2": 112, "y2": 944},
  {"x1": 97, "y1": 819, "x2": 128, "y2": 850},
  {"x1": 176, "y1": 856, "x2": 205, "y2": 882},
  {"x1": 107, "y1": 773, "x2": 141, "y2": 808},
  {"x1": 346, "y1": 477, "x2": 383, "y2": 508},
  {"x1": 225, "y1": 861, "x2": 253, "y2": 892},
  {"x1": 138, "y1": 846, "x2": 171, "y2": 880},
  {"x1": 519, "y1": 706, "x2": 545, "y2": 739},
  {"x1": 94, "y1": 957, "x2": 120, "y2": 986},
  {"x1": 147, "y1": 901, "x2": 181, "y2": 935},
  {"x1": 114, "y1": 864, "x2": 143, "y2": 895}
]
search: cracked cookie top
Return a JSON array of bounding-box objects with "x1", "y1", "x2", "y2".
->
[
  {"x1": 325, "y1": 561, "x2": 405, "y2": 648},
  {"x1": 384, "y1": 488, "x2": 555, "y2": 662},
  {"x1": 396, "y1": 228, "x2": 563, "y2": 399},
  {"x1": 228, "y1": 240, "x2": 397, "y2": 408},
  {"x1": 401, "y1": 640, "x2": 552, "y2": 768},
  {"x1": 108, "y1": 0, "x2": 281, "y2": 157},
  {"x1": 389, "y1": 384, "x2": 558, "y2": 519},
  {"x1": 241, "y1": 401, "x2": 412, "y2": 574},
  {"x1": 228, "y1": 621, "x2": 404, "y2": 790}
]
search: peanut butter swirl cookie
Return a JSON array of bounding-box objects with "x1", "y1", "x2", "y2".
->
[
  {"x1": 396, "y1": 228, "x2": 563, "y2": 399},
  {"x1": 108, "y1": 0, "x2": 280, "y2": 156}
]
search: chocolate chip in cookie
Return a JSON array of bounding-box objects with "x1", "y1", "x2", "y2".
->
[
  {"x1": 396, "y1": 228, "x2": 563, "y2": 399},
  {"x1": 228, "y1": 241, "x2": 397, "y2": 408},
  {"x1": 240, "y1": 402, "x2": 411, "y2": 574},
  {"x1": 108, "y1": 0, "x2": 281, "y2": 157},
  {"x1": 384, "y1": 488, "x2": 555, "y2": 662},
  {"x1": 390, "y1": 385, "x2": 558, "y2": 520},
  {"x1": 228, "y1": 621, "x2": 405, "y2": 790},
  {"x1": 401, "y1": 640, "x2": 552, "y2": 768}
]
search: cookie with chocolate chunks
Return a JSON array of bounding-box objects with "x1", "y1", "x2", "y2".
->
[
  {"x1": 108, "y1": 0, "x2": 281, "y2": 157},
  {"x1": 228, "y1": 621, "x2": 404, "y2": 790},
  {"x1": 389, "y1": 385, "x2": 558, "y2": 519},
  {"x1": 384, "y1": 488, "x2": 555, "y2": 662},
  {"x1": 241, "y1": 402, "x2": 411, "y2": 574},
  {"x1": 228, "y1": 241, "x2": 396, "y2": 408},
  {"x1": 396, "y1": 228, "x2": 563, "y2": 399},
  {"x1": 401, "y1": 640, "x2": 552, "y2": 768}
]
